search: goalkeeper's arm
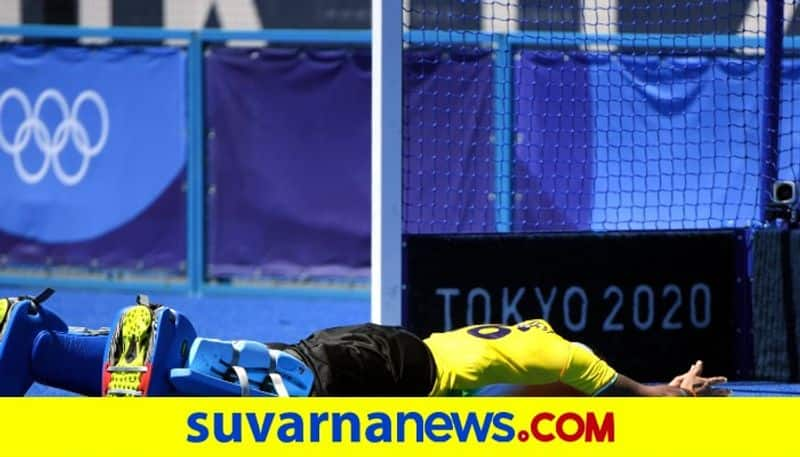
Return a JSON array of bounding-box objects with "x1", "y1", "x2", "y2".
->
[{"x1": 598, "y1": 360, "x2": 730, "y2": 397}]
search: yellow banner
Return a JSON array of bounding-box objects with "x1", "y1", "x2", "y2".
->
[{"x1": 1, "y1": 398, "x2": 796, "y2": 457}]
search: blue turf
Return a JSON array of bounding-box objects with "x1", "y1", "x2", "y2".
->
[
  {"x1": 4, "y1": 287, "x2": 800, "y2": 397},
  {"x1": 724, "y1": 381, "x2": 800, "y2": 397}
]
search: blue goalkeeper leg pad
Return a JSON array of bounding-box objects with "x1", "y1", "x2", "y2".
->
[
  {"x1": 170, "y1": 338, "x2": 314, "y2": 397},
  {"x1": 31, "y1": 329, "x2": 108, "y2": 396},
  {"x1": 0, "y1": 290, "x2": 67, "y2": 396},
  {"x1": 102, "y1": 296, "x2": 197, "y2": 396}
]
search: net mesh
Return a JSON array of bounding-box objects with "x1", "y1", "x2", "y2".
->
[{"x1": 401, "y1": 0, "x2": 798, "y2": 234}]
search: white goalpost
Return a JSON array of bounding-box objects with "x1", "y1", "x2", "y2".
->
[{"x1": 371, "y1": 0, "x2": 403, "y2": 325}]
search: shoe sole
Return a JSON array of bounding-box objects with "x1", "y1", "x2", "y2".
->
[
  {"x1": 0, "y1": 299, "x2": 10, "y2": 342},
  {"x1": 0, "y1": 297, "x2": 21, "y2": 344},
  {"x1": 103, "y1": 306, "x2": 154, "y2": 396}
]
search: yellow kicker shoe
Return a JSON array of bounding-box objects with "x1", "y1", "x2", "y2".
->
[
  {"x1": 102, "y1": 295, "x2": 197, "y2": 396},
  {"x1": 103, "y1": 304, "x2": 154, "y2": 396}
]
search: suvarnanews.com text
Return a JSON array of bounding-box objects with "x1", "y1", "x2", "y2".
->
[{"x1": 187, "y1": 410, "x2": 615, "y2": 444}]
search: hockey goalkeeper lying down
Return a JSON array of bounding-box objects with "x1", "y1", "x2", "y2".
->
[{"x1": 0, "y1": 290, "x2": 730, "y2": 397}]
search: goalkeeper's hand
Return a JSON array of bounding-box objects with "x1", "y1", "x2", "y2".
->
[{"x1": 668, "y1": 360, "x2": 730, "y2": 396}]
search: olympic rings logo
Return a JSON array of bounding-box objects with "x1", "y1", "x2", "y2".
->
[{"x1": 0, "y1": 88, "x2": 109, "y2": 186}]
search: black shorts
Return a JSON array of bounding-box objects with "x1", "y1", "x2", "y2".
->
[{"x1": 269, "y1": 324, "x2": 437, "y2": 396}]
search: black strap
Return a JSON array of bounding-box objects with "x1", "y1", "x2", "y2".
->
[{"x1": 33, "y1": 288, "x2": 55, "y2": 305}]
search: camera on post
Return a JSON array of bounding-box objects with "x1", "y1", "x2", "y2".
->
[
  {"x1": 765, "y1": 180, "x2": 798, "y2": 225},
  {"x1": 773, "y1": 181, "x2": 796, "y2": 205}
]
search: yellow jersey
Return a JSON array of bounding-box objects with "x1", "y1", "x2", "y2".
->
[{"x1": 423, "y1": 319, "x2": 617, "y2": 396}]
